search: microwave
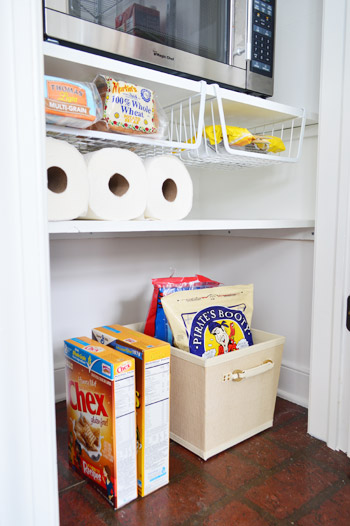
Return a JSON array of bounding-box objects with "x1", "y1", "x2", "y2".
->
[{"x1": 44, "y1": 0, "x2": 275, "y2": 97}]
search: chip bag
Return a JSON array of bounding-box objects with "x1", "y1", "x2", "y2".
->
[
  {"x1": 204, "y1": 125, "x2": 254, "y2": 147},
  {"x1": 144, "y1": 275, "x2": 220, "y2": 344},
  {"x1": 250, "y1": 135, "x2": 286, "y2": 153},
  {"x1": 161, "y1": 284, "x2": 254, "y2": 358},
  {"x1": 226, "y1": 126, "x2": 255, "y2": 147}
]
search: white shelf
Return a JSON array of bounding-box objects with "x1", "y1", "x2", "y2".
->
[
  {"x1": 43, "y1": 42, "x2": 314, "y2": 121},
  {"x1": 48, "y1": 219, "x2": 315, "y2": 240}
]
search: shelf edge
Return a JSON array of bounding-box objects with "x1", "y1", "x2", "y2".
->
[{"x1": 48, "y1": 219, "x2": 315, "y2": 237}]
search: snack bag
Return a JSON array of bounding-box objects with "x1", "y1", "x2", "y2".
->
[
  {"x1": 161, "y1": 284, "x2": 254, "y2": 358},
  {"x1": 44, "y1": 75, "x2": 103, "y2": 128},
  {"x1": 91, "y1": 75, "x2": 167, "y2": 138},
  {"x1": 226, "y1": 126, "x2": 255, "y2": 147},
  {"x1": 250, "y1": 135, "x2": 286, "y2": 153},
  {"x1": 144, "y1": 275, "x2": 221, "y2": 344},
  {"x1": 204, "y1": 125, "x2": 223, "y2": 145},
  {"x1": 204, "y1": 125, "x2": 254, "y2": 147}
]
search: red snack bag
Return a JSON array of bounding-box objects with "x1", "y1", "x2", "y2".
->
[{"x1": 144, "y1": 275, "x2": 221, "y2": 344}]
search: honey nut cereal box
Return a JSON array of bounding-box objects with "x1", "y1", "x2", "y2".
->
[
  {"x1": 92, "y1": 325, "x2": 170, "y2": 497},
  {"x1": 64, "y1": 336, "x2": 137, "y2": 509}
]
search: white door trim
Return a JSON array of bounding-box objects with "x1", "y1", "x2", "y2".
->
[
  {"x1": 329, "y1": 0, "x2": 350, "y2": 452},
  {"x1": 0, "y1": 2, "x2": 59, "y2": 524},
  {"x1": 308, "y1": 0, "x2": 350, "y2": 453}
]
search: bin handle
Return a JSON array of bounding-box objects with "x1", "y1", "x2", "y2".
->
[{"x1": 223, "y1": 360, "x2": 274, "y2": 382}]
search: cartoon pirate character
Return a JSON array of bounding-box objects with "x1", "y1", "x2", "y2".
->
[
  {"x1": 209, "y1": 319, "x2": 251, "y2": 355},
  {"x1": 208, "y1": 320, "x2": 238, "y2": 355}
]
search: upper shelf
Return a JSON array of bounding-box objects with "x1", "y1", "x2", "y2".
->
[
  {"x1": 43, "y1": 43, "x2": 309, "y2": 169},
  {"x1": 43, "y1": 42, "x2": 202, "y2": 108},
  {"x1": 43, "y1": 42, "x2": 316, "y2": 122},
  {"x1": 48, "y1": 219, "x2": 315, "y2": 240}
]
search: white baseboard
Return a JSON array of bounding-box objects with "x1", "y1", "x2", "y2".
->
[
  {"x1": 278, "y1": 361, "x2": 309, "y2": 408},
  {"x1": 277, "y1": 388, "x2": 309, "y2": 408},
  {"x1": 54, "y1": 366, "x2": 66, "y2": 403}
]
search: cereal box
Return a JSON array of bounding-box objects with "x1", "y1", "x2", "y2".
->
[
  {"x1": 64, "y1": 336, "x2": 137, "y2": 509},
  {"x1": 92, "y1": 325, "x2": 170, "y2": 497}
]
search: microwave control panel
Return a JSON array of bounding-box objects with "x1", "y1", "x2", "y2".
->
[{"x1": 250, "y1": 0, "x2": 275, "y2": 77}]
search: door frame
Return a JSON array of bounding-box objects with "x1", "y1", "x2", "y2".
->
[
  {"x1": 1, "y1": 2, "x2": 59, "y2": 525},
  {"x1": 308, "y1": 0, "x2": 350, "y2": 454}
]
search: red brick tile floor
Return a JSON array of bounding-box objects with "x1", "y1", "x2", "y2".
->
[{"x1": 56, "y1": 398, "x2": 350, "y2": 525}]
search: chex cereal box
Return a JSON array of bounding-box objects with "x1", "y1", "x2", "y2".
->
[
  {"x1": 92, "y1": 325, "x2": 170, "y2": 497},
  {"x1": 64, "y1": 336, "x2": 137, "y2": 509}
]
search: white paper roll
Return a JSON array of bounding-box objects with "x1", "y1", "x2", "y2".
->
[
  {"x1": 46, "y1": 138, "x2": 89, "y2": 221},
  {"x1": 82, "y1": 148, "x2": 147, "y2": 220},
  {"x1": 143, "y1": 155, "x2": 193, "y2": 220}
]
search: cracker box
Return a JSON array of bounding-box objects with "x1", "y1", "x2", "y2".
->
[
  {"x1": 64, "y1": 336, "x2": 137, "y2": 509},
  {"x1": 92, "y1": 325, "x2": 170, "y2": 497}
]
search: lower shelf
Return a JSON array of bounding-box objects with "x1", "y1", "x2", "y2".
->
[{"x1": 48, "y1": 219, "x2": 315, "y2": 239}]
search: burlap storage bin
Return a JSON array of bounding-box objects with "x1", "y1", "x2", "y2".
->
[{"x1": 127, "y1": 323, "x2": 284, "y2": 461}]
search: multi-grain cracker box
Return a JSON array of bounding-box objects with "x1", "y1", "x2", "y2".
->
[
  {"x1": 92, "y1": 325, "x2": 170, "y2": 497},
  {"x1": 64, "y1": 336, "x2": 137, "y2": 509}
]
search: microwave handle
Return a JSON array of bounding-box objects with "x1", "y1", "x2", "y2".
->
[
  {"x1": 246, "y1": 0, "x2": 253, "y2": 61},
  {"x1": 228, "y1": 0, "x2": 252, "y2": 65},
  {"x1": 228, "y1": 0, "x2": 234, "y2": 64}
]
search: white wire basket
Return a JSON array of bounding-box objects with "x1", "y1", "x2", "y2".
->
[
  {"x1": 46, "y1": 80, "x2": 207, "y2": 156},
  {"x1": 46, "y1": 82, "x2": 306, "y2": 170},
  {"x1": 177, "y1": 84, "x2": 306, "y2": 170}
]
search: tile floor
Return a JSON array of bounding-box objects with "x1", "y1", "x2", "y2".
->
[{"x1": 56, "y1": 398, "x2": 350, "y2": 525}]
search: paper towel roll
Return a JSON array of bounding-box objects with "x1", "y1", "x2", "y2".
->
[
  {"x1": 82, "y1": 148, "x2": 147, "y2": 220},
  {"x1": 143, "y1": 155, "x2": 193, "y2": 220},
  {"x1": 46, "y1": 138, "x2": 89, "y2": 221}
]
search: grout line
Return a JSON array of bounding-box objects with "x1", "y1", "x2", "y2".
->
[{"x1": 59, "y1": 480, "x2": 86, "y2": 495}]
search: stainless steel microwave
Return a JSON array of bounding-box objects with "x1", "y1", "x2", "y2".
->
[{"x1": 44, "y1": 0, "x2": 275, "y2": 97}]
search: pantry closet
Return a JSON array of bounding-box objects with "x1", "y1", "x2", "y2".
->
[{"x1": 2, "y1": 1, "x2": 350, "y2": 525}]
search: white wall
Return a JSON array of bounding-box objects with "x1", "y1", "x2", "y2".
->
[
  {"x1": 190, "y1": 130, "x2": 318, "y2": 221},
  {"x1": 272, "y1": 0, "x2": 322, "y2": 116}
]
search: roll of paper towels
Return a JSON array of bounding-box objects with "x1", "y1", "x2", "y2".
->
[
  {"x1": 82, "y1": 148, "x2": 147, "y2": 220},
  {"x1": 143, "y1": 156, "x2": 193, "y2": 220},
  {"x1": 46, "y1": 138, "x2": 89, "y2": 221}
]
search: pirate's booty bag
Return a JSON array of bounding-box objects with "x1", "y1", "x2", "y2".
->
[{"x1": 161, "y1": 284, "x2": 254, "y2": 358}]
